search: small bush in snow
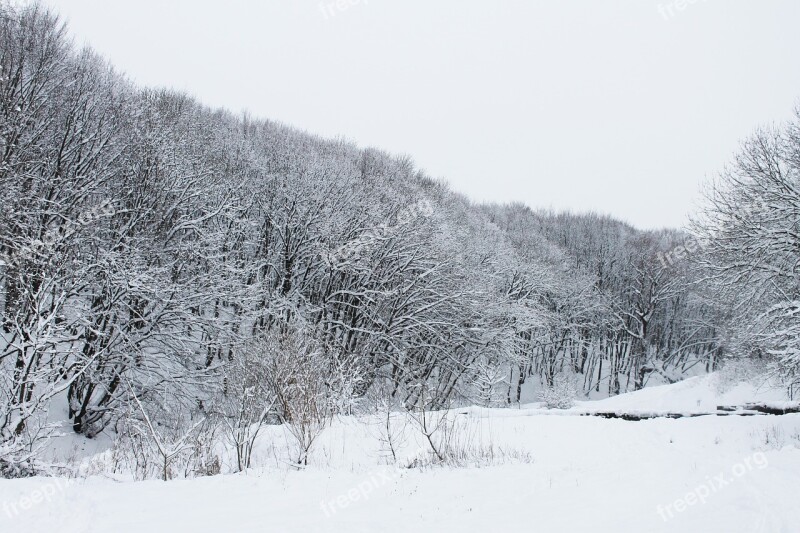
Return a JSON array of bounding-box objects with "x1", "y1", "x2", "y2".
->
[
  {"x1": 0, "y1": 457, "x2": 39, "y2": 479},
  {"x1": 539, "y1": 373, "x2": 576, "y2": 409},
  {"x1": 0, "y1": 438, "x2": 49, "y2": 479},
  {"x1": 403, "y1": 442, "x2": 533, "y2": 469}
]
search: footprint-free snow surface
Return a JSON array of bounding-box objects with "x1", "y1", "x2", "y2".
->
[{"x1": 2, "y1": 374, "x2": 799, "y2": 532}]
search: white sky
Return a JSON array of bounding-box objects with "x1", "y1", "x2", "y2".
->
[{"x1": 43, "y1": 0, "x2": 800, "y2": 229}]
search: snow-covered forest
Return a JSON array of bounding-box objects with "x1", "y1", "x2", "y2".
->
[{"x1": 2, "y1": 3, "x2": 800, "y2": 531}]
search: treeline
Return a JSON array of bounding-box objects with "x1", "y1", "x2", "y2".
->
[{"x1": 2, "y1": 3, "x2": 796, "y2": 473}]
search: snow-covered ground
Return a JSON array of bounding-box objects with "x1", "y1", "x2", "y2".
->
[{"x1": 2, "y1": 374, "x2": 800, "y2": 532}]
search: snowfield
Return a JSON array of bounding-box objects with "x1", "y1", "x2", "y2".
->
[{"x1": 2, "y1": 375, "x2": 800, "y2": 533}]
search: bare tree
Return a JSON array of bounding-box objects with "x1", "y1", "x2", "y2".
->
[{"x1": 692, "y1": 109, "x2": 800, "y2": 387}]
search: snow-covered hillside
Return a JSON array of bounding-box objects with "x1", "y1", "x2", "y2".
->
[{"x1": 2, "y1": 374, "x2": 799, "y2": 532}]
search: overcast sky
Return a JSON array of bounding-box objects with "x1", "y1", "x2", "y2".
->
[{"x1": 43, "y1": 0, "x2": 800, "y2": 229}]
